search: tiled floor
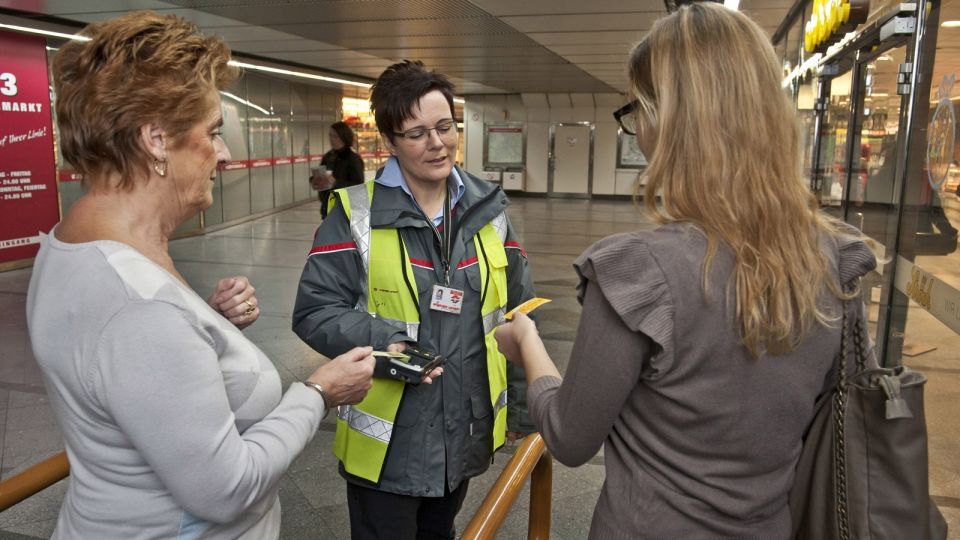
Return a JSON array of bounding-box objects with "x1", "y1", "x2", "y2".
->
[{"x1": 0, "y1": 196, "x2": 957, "y2": 538}]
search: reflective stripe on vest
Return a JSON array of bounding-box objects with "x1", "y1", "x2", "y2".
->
[
  {"x1": 332, "y1": 181, "x2": 512, "y2": 482},
  {"x1": 341, "y1": 183, "x2": 374, "y2": 311},
  {"x1": 494, "y1": 387, "x2": 508, "y2": 415},
  {"x1": 482, "y1": 306, "x2": 506, "y2": 336},
  {"x1": 377, "y1": 315, "x2": 420, "y2": 342},
  {"x1": 337, "y1": 405, "x2": 393, "y2": 444}
]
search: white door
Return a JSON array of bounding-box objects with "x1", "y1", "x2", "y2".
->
[{"x1": 549, "y1": 123, "x2": 593, "y2": 197}]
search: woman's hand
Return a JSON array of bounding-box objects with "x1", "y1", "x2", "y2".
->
[
  {"x1": 207, "y1": 276, "x2": 258, "y2": 329},
  {"x1": 308, "y1": 347, "x2": 376, "y2": 407},
  {"x1": 494, "y1": 312, "x2": 539, "y2": 366},
  {"x1": 496, "y1": 313, "x2": 559, "y2": 385}
]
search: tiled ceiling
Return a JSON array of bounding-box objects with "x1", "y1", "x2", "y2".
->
[{"x1": 0, "y1": 0, "x2": 795, "y2": 95}]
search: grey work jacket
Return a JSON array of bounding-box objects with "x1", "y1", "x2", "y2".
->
[{"x1": 292, "y1": 167, "x2": 537, "y2": 496}]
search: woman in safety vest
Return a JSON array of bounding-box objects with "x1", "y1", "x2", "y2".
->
[{"x1": 293, "y1": 60, "x2": 538, "y2": 540}]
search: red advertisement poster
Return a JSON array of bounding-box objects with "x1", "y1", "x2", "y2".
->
[{"x1": 0, "y1": 31, "x2": 60, "y2": 265}]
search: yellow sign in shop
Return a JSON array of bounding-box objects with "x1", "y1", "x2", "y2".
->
[
  {"x1": 894, "y1": 256, "x2": 960, "y2": 336},
  {"x1": 804, "y1": 0, "x2": 871, "y2": 53}
]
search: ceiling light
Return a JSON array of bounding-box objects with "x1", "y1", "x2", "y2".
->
[
  {"x1": 877, "y1": 55, "x2": 893, "y2": 61},
  {"x1": 724, "y1": 0, "x2": 740, "y2": 10},
  {"x1": 453, "y1": 98, "x2": 466, "y2": 104},
  {"x1": 228, "y1": 60, "x2": 371, "y2": 89},
  {"x1": 220, "y1": 91, "x2": 270, "y2": 115},
  {"x1": 942, "y1": 20, "x2": 960, "y2": 28},
  {"x1": 0, "y1": 23, "x2": 89, "y2": 41},
  {"x1": 871, "y1": 93, "x2": 889, "y2": 97}
]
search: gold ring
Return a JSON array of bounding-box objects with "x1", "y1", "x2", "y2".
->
[{"x1": 243, "y1": 299, "x2": 255, "y2": 315}]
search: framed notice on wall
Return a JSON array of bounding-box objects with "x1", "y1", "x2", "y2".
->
[
  {"x1": 484, "y1": 124, "x2": 525, "y2": 168},
  {"x1": 617, "y1": 130, "x2": 647, "y2": 169},
  {"x1": 0, "y1": 31, "x2": 60, "y2": 267}
]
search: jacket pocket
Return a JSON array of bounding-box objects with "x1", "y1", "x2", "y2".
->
[
  {"x1": 471, "y1": 392, "x2": 492, "y2": 420},
  {"x1": 464, "y1": 260, "x2": 483, "y2": 293},
  {"x1": 464, "y1": 392, "x2": 495, "y2": 471}
]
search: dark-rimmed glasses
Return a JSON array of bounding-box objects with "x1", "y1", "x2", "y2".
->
[
  {"x1": 393, "y1": 119, "x2": 457, "y2": 142},
  {"x1": 613, "y1": 100, "x2": 639, "y2": 136}
]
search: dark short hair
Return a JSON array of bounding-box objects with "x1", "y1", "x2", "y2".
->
[
  {"x1": 369, "y1": 60, "x2": 456, "y2": 142},
  {"x1": 329, "y1": 121, "x2": 355, "y2": 148},
  {"x1": 53, "y1": 11, "x2": 237, "y2": 188}
]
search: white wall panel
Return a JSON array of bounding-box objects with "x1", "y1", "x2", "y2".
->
[
  {"x1": 526, "y1": 107, "x2": 550, "y2": 122},
  {"x1": 549, "y1": 108, "x2": 573, "y2": 123},
  {"x1": 526, "y1": 123, "x2": 549, "y2": 193},
  {"x1": 464, "y1": 100, "x2": 485, "y2": 176},
  {"x1": 593, "y1": 123, "x2": 618, "y2": 195},
  {"x1": 616, "y1": 170, "x2": 642, "y2": 196},
  {"x1": 570, "y1": 107, "x2": 595, "y2": 123},
  {"x1": 462, "y1": 90, "x2": 635, "y2": 197}
]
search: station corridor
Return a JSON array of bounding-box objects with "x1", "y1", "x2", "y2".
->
[{"x1": 2, "y1": 196, "x2": 959, "y2": 538}]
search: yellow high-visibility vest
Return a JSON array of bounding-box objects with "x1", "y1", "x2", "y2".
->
[{"x1": 332, "y1": 181, "x2": 510, "y2": 483}]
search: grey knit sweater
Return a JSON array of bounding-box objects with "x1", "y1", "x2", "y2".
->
[
  {"x1": 528, "y1": 222, "x2": 876, "y2": 540},
  {"x1": 26, "y1": 229, "x2": 328, "y2": 539}
]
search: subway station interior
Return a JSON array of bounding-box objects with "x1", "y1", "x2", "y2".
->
[{"x1": 0, "y1": 0, "x2": 959, "y2": 538}]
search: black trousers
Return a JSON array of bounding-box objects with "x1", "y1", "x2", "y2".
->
[{"x1": 346, "y1": 480, "x2": 470, "y2": 540}]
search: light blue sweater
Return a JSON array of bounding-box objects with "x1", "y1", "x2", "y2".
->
[{"x1": 26, "y1": 229, "x2": 327, "y2": 539}]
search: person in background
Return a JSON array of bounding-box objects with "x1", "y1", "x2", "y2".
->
[
  {"x1": 27, "y1": 12, "x2": 378, "y2": 539},
  {"x1": 293, "y1": 60, "x2": 537, "y2": 539},
  {"x1": 494, "y1": 4, "x2": 877, "y2": 539},
  {"x1": 316, "y1": 121, "x2": 365, "y2": 218}
]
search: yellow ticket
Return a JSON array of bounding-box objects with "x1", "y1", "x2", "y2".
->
[
  {"x1": 504, "y1": 297, "x2": 551, "y2": 320},
  {"x1": 372, "y1": 351, "x2": 410, "y2": 361}
]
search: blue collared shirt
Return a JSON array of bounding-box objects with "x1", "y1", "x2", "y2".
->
[{"x1": 375, "y1": 157, "x2": 465, "y2": 226}]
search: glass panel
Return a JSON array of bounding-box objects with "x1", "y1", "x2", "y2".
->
[
  {"x1": 894, "y1": 3, "x2": 960, "y2": 523},
  {"x1": 797, "y1": 77, "x2": 818, "y2": 189},
  {"x1": 344, "y1": 91, "x2": 383, "y2": 174},
  {"x1": 847, "y1": 47, "x2": 908, "y2": 349},
  {"x1": 247, "y1": 75, "x2": 274, "y2": 213},
  {"x1": 819, "y1": 71, "x2": 853, "y2": 214},
  {"x1": 897, "y1": 16, "x2": 960, "y2": 361},
  {"x1": 271, "y1": 79, "x2": 294, "y2": 207},
  {"x1": 205, "y1": 173, "x2": 224, "y2": 227},
  {"x1": 308, "y1": 86, "x2": 328, "y2": 171},
  {"x1": 220, "y1": 77, "x2": 252, "y2": 222},
  {"x1": 291, "y1": 84, "x2": 312, "y2": 202}
]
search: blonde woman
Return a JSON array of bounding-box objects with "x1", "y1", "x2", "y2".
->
[{"x1": 494, "y1": 3, "x2": 876, "y2": 538}]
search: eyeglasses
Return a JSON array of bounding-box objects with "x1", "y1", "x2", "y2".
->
[
  {"x1": 393, "y1": 119, "x2": 457, "y2": 142},
  {"x1": 613, "y1": 100, "x2": 639, "y2": 136}
]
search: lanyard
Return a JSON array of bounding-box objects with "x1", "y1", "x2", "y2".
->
[{"x1": 441, "y1": 184, "x2": 453, "y2": 284}]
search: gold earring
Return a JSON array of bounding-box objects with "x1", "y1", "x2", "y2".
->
[{"x1": 153, "y1": 159, "x2": 167, "y2": 177}]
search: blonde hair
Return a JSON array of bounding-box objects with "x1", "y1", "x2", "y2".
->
[{"x1": 629, "y1": 3, "x2": 850, "y2": 357}]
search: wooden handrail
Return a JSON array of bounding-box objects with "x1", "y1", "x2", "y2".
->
[
  {"x1": 462, "y1": 434, "x2": 552, "y2": 540},
  {"x1": 0, "y1": 451, "x2": 70, "y2": 512}
]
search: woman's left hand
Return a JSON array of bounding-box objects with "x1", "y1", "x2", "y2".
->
[{"x1": 207, "y1": 276, "x2": 259, "y2": 329}]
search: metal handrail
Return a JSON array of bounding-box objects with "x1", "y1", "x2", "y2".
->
[
  {"x1": 0, "y1": 451, "x2": 70, "y2": 512},
  {"x1": 0, "y1": 436, "x2": 555, "y2": 537},
  {"x1": 462, "y1": 433, "x2": 552, "y2": 540}
]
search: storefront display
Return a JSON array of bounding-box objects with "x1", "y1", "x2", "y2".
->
[
  {"x1": 776, "y1": 0, "x2": 960, "y2": 368},
  {"x1": 0, "y1": 30, "x2": 60, "y2": 268}
]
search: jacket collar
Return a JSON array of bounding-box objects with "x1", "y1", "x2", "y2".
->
[
  {"x1": 369, "y1": 165, "x2": 507, "y2": 235},
  {"x1": 375, "y1": 157, "x2": 465, "y2": 223}
]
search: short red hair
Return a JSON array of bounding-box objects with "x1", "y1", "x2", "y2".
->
[{"x1": 53, "y1": 11, "x2": 238, "y2": 189}]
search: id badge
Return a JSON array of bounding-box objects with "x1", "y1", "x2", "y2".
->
[{"x1": 430, "y1": 284, "x2": 464, "y2": 315}]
